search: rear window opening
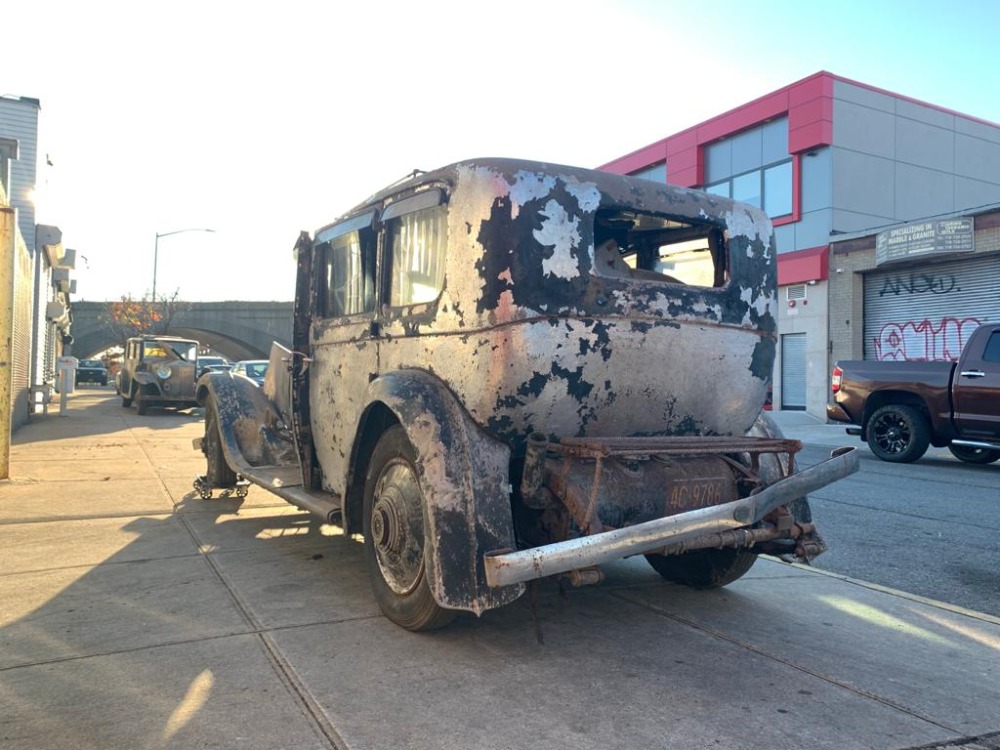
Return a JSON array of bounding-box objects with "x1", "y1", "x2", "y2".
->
[{"x1": 593, "y1": 209, "x2": 727, "y2": 287}]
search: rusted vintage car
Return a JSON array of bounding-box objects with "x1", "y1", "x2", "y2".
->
[
  {"x1": 119, "y1": 335, "x2": 199, "y2": 415},
  {"x1": 194, "y1": 158, "x2": 857, "y2": 631}
]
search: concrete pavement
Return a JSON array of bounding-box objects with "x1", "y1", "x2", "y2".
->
[{"x1": 2, "y1": 389, "x2": 998, "y2": 750}]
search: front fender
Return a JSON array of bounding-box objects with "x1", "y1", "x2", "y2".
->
[
  {"x1": 197, "y1": 372, "x2": 296, "y2": 470},
  {"x1": 366, "y1": 369, "x2": 524, "y2": 615}
]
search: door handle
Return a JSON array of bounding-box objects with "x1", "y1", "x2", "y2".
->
[{"x1": 959, "y1": 370, "x2": 985, "y2": 378}]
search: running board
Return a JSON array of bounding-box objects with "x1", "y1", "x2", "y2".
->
[
  {"x1": 240, "y1": 464, "x2": 343, "y2": 524},
  {"x1": 951, "y1": 439, "x2": 1000, "y2": 451}
]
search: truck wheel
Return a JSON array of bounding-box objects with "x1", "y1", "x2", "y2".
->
[
  {"x1": 866, "y1": 404, "x2": 930, "y2": 463},
  {"x1": 948, "y1": 444, "x2": 1000, "y2": 464},
  {"x1": 644, "y1": 548, "x2": 757, "y2": 589},
  {"x1": 204, "y1": 399, "x2": 237, "y2": 487},
  {"x1": 363, "y1": 426, "x2": 456, "y2": 631}
]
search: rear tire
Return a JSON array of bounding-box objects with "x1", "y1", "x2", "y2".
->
[
  {"x1": 948, "y1": 444, "x2": 1000, "y2": 465},
  {"x1": 122, "y1": 386, "x2": 133, "y2": 408},
  {"x1": 204, "y1": 398, "x2": 237, "y2": 487},
  {"x1": 645, "y1": 548, "x2": 758, "y2": 589},
  {"x1": 866, "y1": 404, "x2": 930, "y2": 463},
  {"x1": 363, "y1": 426, "x2": 455, "y2": 631}
]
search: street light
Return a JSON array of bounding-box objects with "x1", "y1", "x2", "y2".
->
[{"x1": 152, "y1": 227, "x2": 215, "y2": 302}]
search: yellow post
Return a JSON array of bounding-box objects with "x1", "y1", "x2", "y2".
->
[{"x1": 0, "y1": 206, "x2": 16, "y2": 478}]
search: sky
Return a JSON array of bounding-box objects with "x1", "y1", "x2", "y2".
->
[{"x1": 6, "y1": 0, "x2": 1000, "y2": 302}]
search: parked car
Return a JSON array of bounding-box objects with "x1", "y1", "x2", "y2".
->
[
  {"x1": 828, "y1": 322, "x2": 1000, "y2": 463},
  {"x1": 230, "y1": 359, "x2": 268, "y2": 386},
  {"x1": 196, "y1": 355, "x2": 231, "y2": 378},
  {"x1": 118, "y1": 335, "x2": 200, "y2": 415},
  {"x1": 75, "y1": 359, "x2": 109, "y2": 386},
  {"x1": 194, "y1": 157, "x2": 858, "y2": 631}
]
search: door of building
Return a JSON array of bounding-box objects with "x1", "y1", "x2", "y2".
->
[{"x1": 781, "y1": 333, "x2": 807, "y2": 410}]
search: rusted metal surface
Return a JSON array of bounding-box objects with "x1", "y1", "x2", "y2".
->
[
  {"x1": 290, "y1": 232, "x2": 317, "y2": 491},
  {"x1": 120, "y1": 335, "x2": 199, "y2": 411},
  {"x1": 364, "y1": 369, "x2": 523, "y2": 614},
  {"x1": 195, "y1": 158, "x2": 860, "y2": 623},
  {"x1": 483, "y1": 447, "x2": 858, "y2": 588},
  {"x1": 311, "y1": 159, "x2": 777, "y2": 499}
]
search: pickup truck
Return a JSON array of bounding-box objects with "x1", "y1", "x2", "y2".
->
[
  {"x1": 828, "y1": 322, "x2": 1000, "y2": 464},
  {"x1": 193, "y1": 158, "x2": 857, "y2": 631}
]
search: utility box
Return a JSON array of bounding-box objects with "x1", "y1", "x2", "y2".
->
[{"x1": 57, "y1": 356, "x2": 78, "y2": 394}]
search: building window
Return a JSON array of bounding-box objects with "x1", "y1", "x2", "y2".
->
[
  {"x1": 629, "y1": 161, "x2": 667, "y2": 183},
  {"x1": 763, "y1": 161, "x2": 793, "y2": 217},
  {"x1": 732, "y1": 172, "x2": 762, "y2": 208},
  {"x1": 704, "y1": 157, "x2": 792, "y2": 218},
  {"x1": 702, "y1": 117, "x2": 793, "y2": 219}
]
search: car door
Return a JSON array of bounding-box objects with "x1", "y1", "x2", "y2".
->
[
  {"x1": 306, "y1": 211, "x2": 380, "y2": 495},
  {"x1": 952, "y1": 326, "x2": 1000, "y2": 439},
  {"x1": 120, "y1": 341, "x2": 136, "y2": 395},
  {"x1": 373, "y1": 190, "x2": 448, "y2": 371}
]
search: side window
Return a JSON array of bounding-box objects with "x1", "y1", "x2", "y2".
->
[
  {"x1": 982, "y1": 331, "x2": 1000, "y2": 363},
  {"x1": 386, "y1": 202, "x2": 447, "y2": 307},
  {"x1": 316, "y1": 212, "x2": 376, "y2": 318}
]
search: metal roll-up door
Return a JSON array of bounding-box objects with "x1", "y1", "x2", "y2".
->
[
  {"x1": 864, "y1": 254, "x2": 1000, "y2": 361},
  {"x1": 781, "y1": 333, "x2": 807, "y2": 410}
]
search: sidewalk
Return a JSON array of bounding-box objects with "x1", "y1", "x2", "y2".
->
[
  {"x1": 2, "y1": 390, "x2": 999, "y2": 750},
  {"x1": 767, "y1": 408, "x2": 853, "y2": 447}
]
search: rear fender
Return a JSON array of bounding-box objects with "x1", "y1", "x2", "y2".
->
[
  {"x1": 196, "y1": 372, "x2": 297, "y2": 473},
  {"x1": 747, "y1": 410, "x2": 812, "y2": 523},
  {"x1": 364, "y1": 369, "x2": 524, "y2": 615}
]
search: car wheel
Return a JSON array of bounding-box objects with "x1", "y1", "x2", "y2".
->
[
  {"x1": 121, "y1": 386, "x2": 133, "y2": 408},
  {"x1": 204, "y1": 398, "x2": 237, "y2": 486},
  {"x1": 644, "y1": 548, "x2": 758, "y2": 589},
  {"x1": 948, "y1": 444, "x2": 1000, "y2": 464},
  {"x1": 866, "y1": 404, "x2": 931, "y2": 463},
  {"x1": 363, "y1": 425, "x2": 456, "y2": 631},
  {"x1": 136, "y1": 399, "x2": 148, "y2": 415}
]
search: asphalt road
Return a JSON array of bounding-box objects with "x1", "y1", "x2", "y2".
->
[{"x1": 796, "y1": 443, "x2": 1000, "y2": 618}]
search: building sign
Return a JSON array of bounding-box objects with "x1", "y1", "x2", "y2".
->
[{"x1": 875, "y1": 218, "x2": 974, "y2": 266}]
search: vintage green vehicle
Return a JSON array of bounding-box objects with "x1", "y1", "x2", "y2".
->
[{"x1": 194, "y1": 158, "x2": 857, "y2": 631}]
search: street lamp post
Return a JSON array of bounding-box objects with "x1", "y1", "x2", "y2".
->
[{"x1": 152, "y1": 228, "x2": 215, "y2": 302}]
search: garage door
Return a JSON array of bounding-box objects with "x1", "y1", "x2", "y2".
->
[
  {"x1": 864, "y1": 254, "x2": 1000, "y2": 361},
  {"x1": 781, "y1": 333, "x2": 807, "y2": 410}
]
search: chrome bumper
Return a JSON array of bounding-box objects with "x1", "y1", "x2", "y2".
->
[{"x1": 484, "y1": 446, "x2": 859, "y2": 588}]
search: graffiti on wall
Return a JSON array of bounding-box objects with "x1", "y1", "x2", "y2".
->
[
  {"x1": 874, "y1": 316, "x2": 982, "y2": 361},
  {"x1": 878, "y1": 272, "x2": 960, "y2": 297}
]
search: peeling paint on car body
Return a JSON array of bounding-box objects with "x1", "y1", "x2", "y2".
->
[
  {"x1": 198, "y1": 157, "x2": 819, "y2": 622},
  {"x1": 306, "y1": 158, "x2": 779, "y2": 603}
]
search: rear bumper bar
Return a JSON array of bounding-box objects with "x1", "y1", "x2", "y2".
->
[{"x1": 484, "y1": 446, "x2": 859, "y2": 588}]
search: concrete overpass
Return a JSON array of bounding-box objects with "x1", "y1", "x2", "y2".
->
[{"x1": 71, "y1": 301, "x2": 294, "y2": 360}]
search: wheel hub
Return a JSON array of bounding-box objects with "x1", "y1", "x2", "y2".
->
[
  {"x1": 370, "y1": 462, "x2": 425, "y2": 595},
  {"x1": 372, "y1": 497, "x2": 404, "y2": 553}
]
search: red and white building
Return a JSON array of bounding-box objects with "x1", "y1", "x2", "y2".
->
[{"x1": 600, "y1": 72, "x2": 1000, "y2": 418}]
